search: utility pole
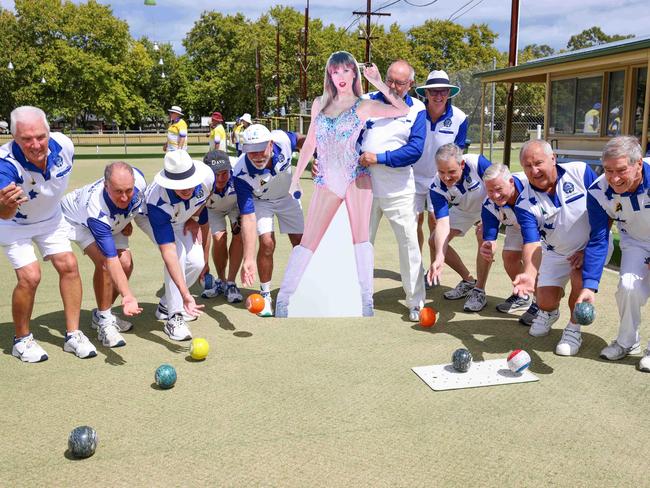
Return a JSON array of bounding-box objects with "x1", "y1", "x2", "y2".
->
[
  {"x1": 276, "y1": 23, "x2": 281, "y2": 115},
  {"x1": 302, "y1": 1, "x2": 309, "y2": 102},
  {"x1": 354, "y1": 0, "x2": 390, "y2": 91},
  {"x1": 255, "y1": 45, "x2": 261, "y2": 118},
  {"x1": 502, "y1": 0, "x2": 520, "y2": 166}
]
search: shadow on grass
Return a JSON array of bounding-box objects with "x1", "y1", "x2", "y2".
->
[{"x1": 197, "y1": 285, "x2": 254, "y2": 337}]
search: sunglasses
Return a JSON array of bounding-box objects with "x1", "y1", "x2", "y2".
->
[{"x1": 386, "y1": 78, "x2": 411, "y2": 87}]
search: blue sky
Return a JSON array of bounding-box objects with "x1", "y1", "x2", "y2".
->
[{"x1": 2, "y1": 0, "x2": 648, "y2": 54}]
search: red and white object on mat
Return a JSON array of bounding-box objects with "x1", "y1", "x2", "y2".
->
[{"x1": 507, "y1": 349, "x2": 531, "y2": 373}]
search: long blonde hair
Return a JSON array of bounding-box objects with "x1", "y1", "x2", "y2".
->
[{"x1": 320, "y1": 51, "x2": 363, "y2": 111}]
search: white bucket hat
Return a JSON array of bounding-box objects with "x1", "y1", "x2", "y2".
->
[
  {"x1": 240, "y1": 113, "x2": 252, "y2": 125},
  {"x1": 154, "y1": 150, "x2": 210, "y2": 190},
  {"x1": 241, "y1": 124, "x2": 272, "y2": 153},
  {"x1": 415, "y1": 70, "x2": 460, "y2": 98},
  {"x1": 168, "y1": 105, "x2": 184, "y2": 116}
]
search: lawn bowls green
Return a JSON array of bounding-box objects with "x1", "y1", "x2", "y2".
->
[
  {"x1": 68, "y1": 426, "x2": 98, "y2": 459},
  {"x1": 155, "y1": 364, "x2": 177, "y2": 389}
]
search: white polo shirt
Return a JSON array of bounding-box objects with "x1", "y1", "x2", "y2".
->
[
  {"x1": 582, "y1": 159, "x2": 650, "y2": 290},
  {"x1": 205, "y1": 172, "x2": 238, "y2": 214},
  {"x1": 429, "y1": 153, "x2": 490, "y2": 219},
  {"x1": 413, "y1": 103, "x2": 468, "y2": 195},
  {"x1": 232, "y1": 130, "x2": 298, "y2": 214},
  {"x1": 140, "y1": 162, "x2": 214, "y2": 245},
  {"x1": 515, "y1": 161, "x2": 597, "y2": 256},
  {"x1": 61, "y1": 169, "x2": 147, "y2": 257},
  {"x1": 481, "y1": 172, "x2": 527, "y2": 241},
  {"x1": 358, "y1": 92, "x2": 426, "y2": 198},
  {"x1": 0, "y1": 132, "x2": 74, "y2": 227}
]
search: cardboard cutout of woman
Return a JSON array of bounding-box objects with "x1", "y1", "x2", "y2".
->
[{"x1": 276, "y1": 51, "x2": 409, "y2": 317}]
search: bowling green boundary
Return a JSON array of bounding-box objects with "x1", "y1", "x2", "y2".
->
[{"x1": 0, "y1": 158, "x2": 646, "y2": 487}]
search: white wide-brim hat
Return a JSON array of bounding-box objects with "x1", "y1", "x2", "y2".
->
[
  {"x1": 415, "y1": 70, "x2": 460, "y2": 98},
  {"x1": 240, "y1": 113, "x2": 252, "y2": 125},
  {"x1": 154, "y1": 150, "x2": 211, "y2": 190},
  {"x1": 168, "y1": 105, "x2": 184, "y2": 116}
]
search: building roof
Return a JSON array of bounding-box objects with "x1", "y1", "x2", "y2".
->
[{"x1": 475, "y1": 34, "x2": 650, "y2": 81}]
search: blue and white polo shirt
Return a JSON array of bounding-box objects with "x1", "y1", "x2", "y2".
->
[
  {"x1": 232, "y1": 130, "x2": 298, "y2": 215},
  {"x1": 61, "y1": 169, "x2": 147, "y2": 258},
  {"x1": 358, "y1": 92, "x2": 426, "y2": 198},
  {"x1": 582, "y1": 159, "x2": 650, "y2": 290},
  {"x1": 0, "y1": 132, "x2": 74, "y2": 226},
  {"x1": 481, "y1": 172, "x2": 527, "y2": 241},
  {"x1": 430, "y1": 153, "x2": 490, "y2": 219},
  {"x1": 515, "y1": 161, "x2": 597, "y2": 256},
  {"x1": 413, "y1": 103, "x2": 468, "y2": 195},
  {"x1": 205, "y1": 172, "x2": 238, "y2": 214},
  {"x1": 141, "y1": 162, "x2": 214, "y2": 245}
]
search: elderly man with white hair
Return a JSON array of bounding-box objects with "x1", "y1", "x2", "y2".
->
[
  {"x1": 513, "y1": 139, "x2": 610, "y2": 357},
  {"x1": 0, "y1": 106, "x2": 97, "y2": 362},
  {"x1": 427, "y1": 143, "x2": 492, "y2": 312},
  {"x1": 480, "y1": 163, "x2": 538, "y2": 323},
  {"x1": 577, "y1": 136, "x2": 650, "y2": 371}
]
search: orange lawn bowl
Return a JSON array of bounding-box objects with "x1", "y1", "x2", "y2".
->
[
  {"x1": 245, "y1": 293, "x2": 265, "y2": 314},
  {"x1": 419, "y1": 307, "x2": 437, "y2": 327}
]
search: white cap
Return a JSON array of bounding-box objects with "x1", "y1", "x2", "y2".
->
[
  {"x1": 241, "y1": 124, "x2": 272, "y2": 153},
  {"x1": 240, "y1": 113, "x2": 252, "y2": 125},
  {"x1": 154, "y1": 150, "x2": 209, "y2": 190}
]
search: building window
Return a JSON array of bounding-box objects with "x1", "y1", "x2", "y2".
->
[
  {"x1": 606, "y1": 71, "x2": 625, "y2": 136},
  {"x1": 633, "y1": 67, "x2": 647, "y2": 140},
  {"x1": 550, "y1": 76, "x2": 602, "y2": 135}
]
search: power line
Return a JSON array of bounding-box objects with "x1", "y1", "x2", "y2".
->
[
  {"x1": 447, "y1": 0, "x2": 477, "y2": 20},
  {"x1": 403, "y1": 0, "x2": 438, "y2": 6},
  {"x1": 449, "y1": 0, "x2": 486, "y2": 21}
]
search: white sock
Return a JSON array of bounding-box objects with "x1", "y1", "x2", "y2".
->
[
  {"x1": 260, "y1": 282, "x2": 271, "y2": 293},
  {"x1": 97, "y1": 308, "x2": 113, "y2": 319},
  {"x1": 567, "y1": 321, "x2": 581, "y2": 332}
]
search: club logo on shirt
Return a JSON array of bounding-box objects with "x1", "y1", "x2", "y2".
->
[
  {"x1": 615, "y1": 202, "x2": 623, "y2": 213},
  {"x1": 443, "y1": 118, "x2": 452, "y2": 127},
  {"x1": 465, "y1": 175, "x2": 472, "y2": 184},
  {"x1": 196, "y1": 187, "x2": 204, "y2": 199},
  {"x1": 562, "y1": 182, "x2": 575, "y2": 194}
]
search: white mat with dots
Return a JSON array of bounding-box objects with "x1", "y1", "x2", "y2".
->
[{"x1": 412, "y1": 359, "x2": 539, "y2": 391}]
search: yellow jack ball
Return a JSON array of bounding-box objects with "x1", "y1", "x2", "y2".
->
[{"x1": 190, "y1": 338, "x2": 210, "y2": 360}]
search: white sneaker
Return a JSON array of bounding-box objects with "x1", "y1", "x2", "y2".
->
[
  {"x1": 63, "y1": 330, "x2": 98, "y2": 359},
  {"x1": 258, "y1": 292, "x2": 274, "y2": 317},
  {"x1": 91, "y1": 309, "x2": 133, "y2": 332},
  {"x1": 155, "y1": 302, "x2": 197, "y2": 322},
  {"x1": 225, "y1": 283, "x2": 243, "y2": 303},
  {"x1": 529, "y1": 309, "x2": 560, "y2": 337},
  {"x1": 164, "y1": 314, "x2": 192, "y2": 341},
  {"x1": 555, "y1": 327, "x2": 582, "y2": 356},
  {"x1": 12, "y1": 334, "x2": 48, "y2": 363},
  {"x1": 408, "y1": 307, "x2": 420, "y2": 322},
  {"x1": 97, "y1": 323, "x2": 126, "y2": 348},
  {"x1": 443, "y1": 279, "x2": 476, "y2": 300},
  {"x1": 600, "y1": 340, "x2": 641, "y2": 361},
  {"x1": 463, "y1": 288, "x2": 487, "y2": 312},
  {"x1": 638, "y1": 350, "x2": 650, "y2": 372}
]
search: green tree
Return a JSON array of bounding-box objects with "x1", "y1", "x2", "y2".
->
[{"x1": 566, "y1": 26, "x2": 634, "y2": 51}]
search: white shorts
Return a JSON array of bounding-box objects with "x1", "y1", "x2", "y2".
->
[
  {"x1": 208, "y1": 207, "x2": 240, "y2": 235},
  {"x1": 66, "y1": 220, "x2": 129, "y2": 253},
  {"x1": 255, "y1": 196, "x2": 304, "y2": 236},
  {"x1": 503, "y1": 226, "x2": 524, "y2": 252},
  {"x1": 415, "y1": 192, "x2": 433, "y2": 214},
  {"x1": 539, "y1": 233, "x2": 614, "y2": 288},
  {"x1": 0, "y1": 214, "x2": 72, "y2": 269},
  {"x1": 449, "y1": 207, "x2": 481, "y2": 237}
]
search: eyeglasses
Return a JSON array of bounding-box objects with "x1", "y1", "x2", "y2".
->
[
  {"x1": 386, "y1": 78, "x2": 411, "y2": 87},
  {"x1": 425, "y1": 88, "x2": 450, "y2": 96}
]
